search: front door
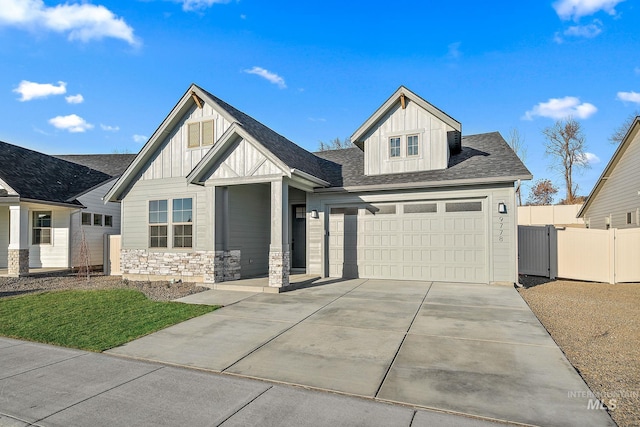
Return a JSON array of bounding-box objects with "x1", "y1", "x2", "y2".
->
[{"x1": 291, "y1": 205, "x2": 306, "y2": 269}]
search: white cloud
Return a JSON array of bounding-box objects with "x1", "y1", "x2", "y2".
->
[
  {"x1": 0, "y1": 0, "x2": 139, "y2": 45},
  {"x1": 100, "y1": 124, "x2": 120, "y2": 132},
  {"x1": 65, "y1": 93, "x2": 84, "y2": 104},
  {"x1": 48, "y1": 114, "x2": 93, "y2": 133},
  {"x1": 523, "y1": 96, "x2": 597, "y2": 120},
  {"x1": 553, "y1": 0, "x2": 624, "y2": 20},
  {"x1": 178, "y1": 0, "x2": 231, "y2": 11},
  {"x1": 563, "y1": 20, "x2": 602, "y2": 38},
  {"x1": 133, "y1": 134, "x2": 147, "y2": 143},
  {"x1": 13, "y1": 80, "x2": 66, "y2": 101},
  {"x1": 616, "y1": 91, "x2": 640, "y2": 103},
  {"x1": 578, "y1": 152, "x2": 600, "y2": 165},
  {"x1": 243, "y1": 66, "x2": 287, "y2": 89}
]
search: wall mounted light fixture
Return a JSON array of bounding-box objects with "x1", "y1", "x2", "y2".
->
[
  {"x1": 498, "y1": 202, "x2": 507, "y2": 214},
  {"x1": 311, "y1": 209, "x2": 319, "y2": 219}
]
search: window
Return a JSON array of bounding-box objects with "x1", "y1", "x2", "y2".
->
[
  {"x1": 149, "y1": 200, "x2": 168, "y2": 248},
  {"x1": 295, "y1": 206, "x2": 306, "y2": 219},
  {"x1": 187, "y1": 120, "x2": 215, "y2": 148},
  {"x1": 82, "y1": 212, "x2": 91, "y2": 226},
  {"x1": 105, "y1": 215, "x2": 113, "y2": 227},
  {"x1": 627, "y1": 212, "x2": 633, "y2": 225},
  {"x1": 173, "y1": 198, "x2": 193, "y2": 248},
  {"x1": 407, "y1": 135, "x2": 419, "y2": 156},
  {"x1": 404, "y1": 203, "x2": 437, "y2": 214},
  {"x1": 93, "y1": 214, "x2": 103, "y2": 226},
  {"x1": 446, "y1": 202, "x2": 482, "y2": 212},
  {"x1": 32, "y1": 211, "x2": 52, "y2": 244},
  {"x1": 389, "y1": 137, "x2": 401, "y2": 158},
  {"x1": 372, "y1": 204, "x2": 396, "y2": 215}
]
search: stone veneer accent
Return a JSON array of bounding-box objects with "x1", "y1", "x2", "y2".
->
[
  {"x1": 8, "y1": 249, "x2": 29, "y2": 277},
  {"x1": 121, "y1": 249, "x2": 240, "y2": 284},
  {"x1": 268, "y1": 250, "x2": 290, "y2": 288}
]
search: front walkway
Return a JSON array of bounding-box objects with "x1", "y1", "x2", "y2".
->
[{"x1": 108, "y1": 279, "x2": 615, "y2": 426}]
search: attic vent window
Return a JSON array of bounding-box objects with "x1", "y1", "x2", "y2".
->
[{"x1": 187, "y1": 119, "x2": 215, "y2": 148}]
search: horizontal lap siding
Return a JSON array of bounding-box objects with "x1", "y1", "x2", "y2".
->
[{"x1": 122, "y1": 178, "x2": 209, "y2": 251}]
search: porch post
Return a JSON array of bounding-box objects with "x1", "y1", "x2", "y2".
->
[
  {"x1": 269, "y1": 178, "x2": 290, "y2": 288},
  {"x1": 8, "y1": 205, "x2": 29, "y2": 277}
]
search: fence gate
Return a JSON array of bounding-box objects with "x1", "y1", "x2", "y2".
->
[
  {"x1": 518, "y1": 225, "x2": 557, "y2": 279},
  {"x1": 103, "y1": 234, "x2": 122, "y2": 276}
]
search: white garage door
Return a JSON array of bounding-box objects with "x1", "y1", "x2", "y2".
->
[{"x1": 328, "y1": 200, "x2": 487, "y2": 283}]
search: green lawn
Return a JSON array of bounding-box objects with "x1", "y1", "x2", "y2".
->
[{"x1": 0, "y1": 289, "x2": 218, "y2": 351}]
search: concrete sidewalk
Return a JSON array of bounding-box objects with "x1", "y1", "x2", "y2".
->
[
  {"x1": 109, "y1": 279, "x2": 615, "y2": 427},
  {"x1": 0, "y1": 337, "x2": 499, "y2": 427}
]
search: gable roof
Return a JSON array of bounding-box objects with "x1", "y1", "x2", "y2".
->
[
  {"x1": 106, "y1": 84, "x2": 331, "y2": 202},
  {"x1": 0, "y1": 140, "x2": 112, "y2": 206},
  {"x1": 350, "y1": 86, "x2": 461, "y2": 149},
  {"x1": 54, "y1": 154, "x2": 136, "y2": 177},
  {"x1": 314, "y1": 132, "x2": 532, "y2": 191},
  {"x1": 578, "y1": 116, "x2": 640, "y2": 218}
]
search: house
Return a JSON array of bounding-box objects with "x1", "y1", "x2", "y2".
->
[
  {"x1": 105, "y1": 84, "x2": 531, "y2": 288},
  {"x1": 0, "y1": 142, "x2": 134, "y2": 276},
  {"x1": 578, "y1": 117, "x2": 640, "y2": 229}
]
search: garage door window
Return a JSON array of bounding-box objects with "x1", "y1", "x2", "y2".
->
[
  {"x1": 404, "y1": 203, "x2": 437, "y2": 214},
  {"x1": 445, "y1": 201, "x2": 482, "y2": 212},
  {"x1": 330, "y1": 207, "x2": 358, "y2": 215},
  {"x1": 372, "y1": 205, "x2": 396, "y2": 215}
]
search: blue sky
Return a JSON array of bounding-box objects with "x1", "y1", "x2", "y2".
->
[{"x1": 1, "y1": 0, "x2": 639, "y2": 202}]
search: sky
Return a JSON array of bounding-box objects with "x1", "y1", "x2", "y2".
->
[{"x1": 1, "y1": 0, "x2": 639, "y2": 202}]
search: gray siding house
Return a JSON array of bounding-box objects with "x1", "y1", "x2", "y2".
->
[
  {"x1": 0, "y1": 142, "x2": 133, "y2": 275},
  {"x1": 578, "y1": 116, "x2": 640, "y2": 229},
  {"x1": 105, "y1": 84, "x2": 531, "y2": 288}
]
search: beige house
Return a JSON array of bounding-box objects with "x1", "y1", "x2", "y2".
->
[
  {"x1": 106, "y1": 84, "x2": 531, "y2": 289},
  {"x1": 578, "y1": 117, "x2": 640, "y2": 229},
  {"x1": 0, "y1": 142, "x2": 131, "y2": 275}
]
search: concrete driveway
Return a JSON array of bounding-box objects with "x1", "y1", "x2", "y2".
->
[{"x1": 108, "y1": 279, "x2": 614, "y2": 426}]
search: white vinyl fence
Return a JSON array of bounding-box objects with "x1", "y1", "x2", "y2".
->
[
  {"x1": 519, "y1": 226, "x2": 640, "y2": 283},
  {"x1": 518, "y1": 204, "x2": 584, "y2": 226}
]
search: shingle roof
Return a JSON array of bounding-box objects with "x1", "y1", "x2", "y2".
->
[
  {"x1": 313, "y1": 132, "x2": 532, "y2": 188},
  {"x1": 198, "y1": 86, "x2": 330, "y2": 181},
  {"x1": 0, "y1": 140, "x2": 112, "y2": 205},
  {"x1": 54, "y1": 154, "x2": 136, "y2": 177}
]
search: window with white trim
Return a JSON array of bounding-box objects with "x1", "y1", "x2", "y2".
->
[
  {"x1": 105, "y1": 215, "x2": 113, "y2": 227},
  {"x1": 81, "y1": 212, "x2": 91, "y2": 226},
  {"x1": 407, "y1": 135, "x2": 419, "y2": 156},
  {"x1": 172, "y1": 198, "x2": 193, "y2": 248},
  {"x1": 32, "y1": 211, "x2": 52, "y2": 244},
  {"x1": 149, "y1": 200, "x2": 168, "y2": 248},
  {"x1": 93, "y1": 213, "x2": 103, "y2": 226},
  {"x1": 390, "y1": 137, "x2": 401, "y2": 158}
]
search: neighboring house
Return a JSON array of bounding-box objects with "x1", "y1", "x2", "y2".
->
[
  {"x1": 578, "y1": 116, "x2": 640, "y2": 229},
  {"x1": 105, "y1": 84, "x2": 531, "y2": 288},
  {"x1": 0, "y1": 142, "x2": 133, "y2": 276}
]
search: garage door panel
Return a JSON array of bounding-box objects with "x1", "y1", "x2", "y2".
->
[{"x1": 329, "y1": 201, "x2": 487, "y2": 283}]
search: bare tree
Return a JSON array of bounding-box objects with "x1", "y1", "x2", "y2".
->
[
  {"x1": 609, "y1": 110, "x2": 640, "y2": 144},
  {"x1": 318, "y1": 137, "x2": 353, "y2": 151},
  {"x1": 506, "y1": 128, "x2": 527, "y2": 205},
  {"x1": 527, "y1": 179, "x2": 558, "y2": 206},
  {"x1": 542, "y1": 117, "x2": 589, "y2": 205}
]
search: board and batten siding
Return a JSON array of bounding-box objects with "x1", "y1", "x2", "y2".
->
[
  {"x1": 141, "y1": 103, "x2": 232, "y2": 181},
  {"x1": 121, "y1": 178, "x2": 209, "y2": 251},
  {"x1": 228, "y1": 184, "x2": 271, "y2": 277},
  {"x1": 71, "y1": 180, "x2": 122, "y2": 267},
  {"x1": 25, "y1": 203, "x2": 72, "y2": 268},
  {"x1": 306, "y1": 183, "x2": 518, "y2": 284},
  {"x1": 583, "y1": 129, "x2": 640, "y2": 229},
  {"x1": 0, "y1": 206, "x2": 8, "y2": 268},
  {"x1": 362, "y1": 102, "x2": 454, "y2": 176}
]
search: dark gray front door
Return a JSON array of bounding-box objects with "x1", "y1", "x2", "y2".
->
[{"x1": 291, "y1": 205, "x2": 306, "y2": 269}]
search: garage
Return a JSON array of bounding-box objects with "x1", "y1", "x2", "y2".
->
[{"x1": 328, "y1": 199, "x2": 487, "y2": 283}]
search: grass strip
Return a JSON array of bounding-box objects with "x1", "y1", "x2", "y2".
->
[{"x1": 0, "y1": 289, "x2": 217, "y2": 351}]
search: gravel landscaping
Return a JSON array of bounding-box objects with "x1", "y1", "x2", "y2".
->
[
  {"x1": 519, "y1": 278, "x2": 640, "y2": 427},
  {"x1": 0, "y1": 272, "x2": 208, "y2": 301}
]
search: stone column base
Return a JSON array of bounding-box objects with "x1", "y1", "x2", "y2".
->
[
  {"x1": 213, "y1": 250, "x2": 241, "y2": 283},
  {"x1": 269, "y1": 251, "x2": 290, "y2": 288},
  {"x1": 8, "y1": 249, "x2": 29, "y2": 277}
]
